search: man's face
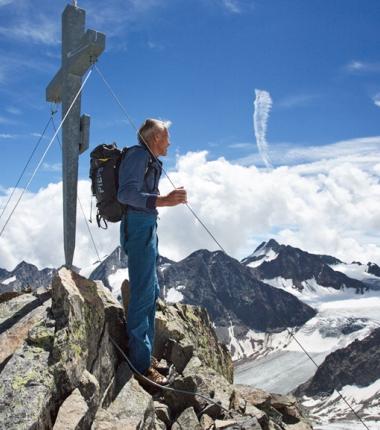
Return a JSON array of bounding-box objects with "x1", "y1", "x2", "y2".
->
[{"x1": 154, "y1": 128, "x2": 170, "y2": 157}]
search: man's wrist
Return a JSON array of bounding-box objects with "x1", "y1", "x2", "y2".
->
[{"x1": 156, "y1": 195, "x2": 167, "y2": 207}]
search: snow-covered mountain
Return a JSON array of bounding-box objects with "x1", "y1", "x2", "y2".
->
[
  {"x1": 243, "y1": 239, "x2": 369, "y2": 294},
  {"x1": 295, "y1": 327, "x2": 380, "y2": 429},
  {"x1": 4, "y1": 238, "x2": 378, "y2": 427},
  {"x1": 0, "y1": 261, "x2": 55, "y2": 294},
  {"x1": 235, "y1": 239, "x2": 380, "y2": 428}
]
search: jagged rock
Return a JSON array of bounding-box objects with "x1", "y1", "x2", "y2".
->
[
  {"x1": 155, "y1": 300, "x2": 233, "y2": 383},
  {"x1": 200, "y1": 414, "x2": 215, "y2": 430},
  {"x1": 53, "y1": 388, "x2": 89, "y2": 430},
  {"x1": 0, "y1": 292, "x2": 51, "y2": 369},
  {"x1": 51, "y1": 269, "x2": 126, "y2": 398},
  {"x1": 244, "y1": 404, "x2": 267, "y2": 427},
  {"x1": 234, "y1": 385, "x2": 271, "y2": 409},
  {"x1": 92, "y1": 374, "x2": 155, "y2": 429},
  {"x1": 121, "y1": 278, "x2": 130, "y2": 317},
  {"x1": 214, "y1": 416, "x2": 261, "y2": 429},
  {"x1": 164, "y1": 356, "x2": 233, "y2": 418},
  {"x1": 0, "y1": 313, "x2": 56, "y2": 429},
  {"x1": 78, "y1": 370, "x2": 101, "y2": 427},
  {"x1": 154, "y1": 400, "x2": 171, "y2": 427},
  {"x1": 172, "y1": 407, "x2": 202, "y2": 429},
  {"x1": 270, "y1": 393, "x2": 303, "y2": 422}
]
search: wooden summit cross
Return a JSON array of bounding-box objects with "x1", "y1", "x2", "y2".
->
[{"x1": 46, "y1": 3, "x2": 105, "y2": 268}]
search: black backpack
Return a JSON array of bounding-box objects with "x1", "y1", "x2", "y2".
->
[{"x1": 89, "y1": 143, "x2": 127, "y2": 228}]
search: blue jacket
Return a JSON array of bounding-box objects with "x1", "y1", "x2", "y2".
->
[{"x1": 117, "y1": 145, "x2": 162, "y2": 214}]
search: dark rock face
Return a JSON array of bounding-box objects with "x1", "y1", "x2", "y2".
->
[
  {"x1": 295, "y1": 327, "x2": 380, "y2": 397},
  {"x1": 367, "y1": 262, "x2": 380, "y2": 277},
  {"x1": 244, "y1": 239, "x2": 367, "y2": 293},
  {"x1": 89, "y1": 246, "x2": 128, "y2": 290},
  {"x1": 0, "y1": 261, "x2": 55, "y2": 293},
  {"x1": 158, "y1": 249, "x2": 316, "y2": 332},
  {"x1": 89, "y1": 245, "x2": 174, "y2": 291}
]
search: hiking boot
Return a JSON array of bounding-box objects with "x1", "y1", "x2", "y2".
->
[
  {"x1": 151, "y1": 356, "x2": 169, "y2": 374},
  {"x1": 136, "y1": 366, "x2": 169, "y2": 387}
]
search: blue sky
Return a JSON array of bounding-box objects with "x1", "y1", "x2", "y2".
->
[
  {"x1": 0, "y1": 0, "x2": 380, "y2": 269},
  {"x1": 0, "y1": 0, "x2": 379, "y2": 189}
]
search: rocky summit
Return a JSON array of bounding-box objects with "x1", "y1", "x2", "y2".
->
[{"x1": 0, "y1": 268, "x2": 313, "y2": 429}]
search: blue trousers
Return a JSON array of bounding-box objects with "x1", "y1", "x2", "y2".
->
[{"x1": 120, "y1": 211, "x2": 159, "y2": 374}]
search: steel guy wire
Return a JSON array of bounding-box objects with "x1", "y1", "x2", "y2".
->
[
  {"x1": 0, "y1": 67, "x2": 94, "y2": 240},
  {"x1": 94, "y1": 64, "x2": 227, "y2": 254},
  {"x1": 0, "y1": 115, "x2": 54, "y2": 223}
]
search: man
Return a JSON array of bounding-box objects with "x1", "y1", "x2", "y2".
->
[{"x1": 117, "y1": 118, "x2": 187, "y2": 384}]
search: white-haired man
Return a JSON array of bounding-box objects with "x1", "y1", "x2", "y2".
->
[{"x1": 117, "y1": 118, "x2": 187, "y2": 384}]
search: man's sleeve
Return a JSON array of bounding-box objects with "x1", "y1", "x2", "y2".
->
[{"x1": 117, "y1": 148, "x2": 157, "y2": 209}]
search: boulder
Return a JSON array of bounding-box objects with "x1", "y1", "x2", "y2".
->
[
  {"x1": 92, "y1": 374, "x2": 155, "y2": 429},
  {"x1": 51, "y1": 268, "x2": 125, "y2": 398},
  {"x1": 155, "y1": 300, "x2": 233, "y2": 383},
  {"x1": 53, "y1": 388, "x2": 89, "y2": 430},
  {"x1": 164, "y1": 356, "x2": 233, "y2": 418},
  {"x1": 171, "y1": 407, "x2": 201, "y2": 430},
  {"x1": 0, "y1": 293, "x2": 51, "y2": 369},
  {"x1": 0, "y1": 313, "x2": 56, "y2": 429}
]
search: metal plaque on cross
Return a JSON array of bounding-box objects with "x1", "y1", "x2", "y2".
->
[{"x1": 46, "y1": 4, "x2": 105, "y2": 268}]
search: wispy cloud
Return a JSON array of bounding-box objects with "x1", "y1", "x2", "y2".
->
[
  {"x1": 345, "y1": 60, "x2": 380, "y2": 73},
  {"x1": 0, "y1": 0, "x2": 14, "y2": 6},
  {"x1": 42, "y1": 162, "x2": 61, "y2": 173},
  {"x1": 222, "y1": 0, "x2": 241, "y2": 13},
  {"x1": 219, "y1": 0, "x2": 253, "y2": 14},
  {"x1": 0, "y1": 17, "x2": 59, "y2": 45},
  {"x1": 373, "y1": 93, "x2": 380, "y2": 107},
  {"x1": 228, "y1": 142, "x2": 255, "y2": 149},
  {"x1": 253, "y1": 89, "x2": 273, "y2": 168},
  {"x1": 0, "y1": 133, "x2": 18, "y2": 139},
  {"x1": 6, "y1": 106, "x2": 21, "y2": 115}
]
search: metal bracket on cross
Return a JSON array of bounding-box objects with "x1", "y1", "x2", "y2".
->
[{"x1": 46, "y1": 4, "x2": 105, "y2": 268}]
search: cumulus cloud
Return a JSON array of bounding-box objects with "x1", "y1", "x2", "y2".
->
[
  {"x1": 253, "y1": 89, "x2": 273, "y2": 168},
  {"x1": 1, "y1": 149, "x2": 380, "y2": 271}
]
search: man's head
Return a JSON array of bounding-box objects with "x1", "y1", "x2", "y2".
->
[{"x1": 138, "y1": 118, "x2": 171, "y2": 157}]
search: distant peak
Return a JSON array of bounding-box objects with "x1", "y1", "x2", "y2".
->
[{"x1": 252, "y1": 238, "x2": 281, "y2": 255}]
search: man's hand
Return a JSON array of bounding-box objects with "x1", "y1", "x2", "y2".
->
[{"x1": 156, "y1": 187, "x2": 187, "y2": 207}]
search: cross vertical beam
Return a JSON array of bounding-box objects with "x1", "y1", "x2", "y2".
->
[{"x1": 46, "y1": 4, "x2": 105, "y2": 268}]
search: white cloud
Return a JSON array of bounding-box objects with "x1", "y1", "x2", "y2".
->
[
  {"x1": 1, "y1": 148, "x2": 380, "y2": 271},
  {"x1": 253, "y1": 89, "x2": 273, "y2": 168},
  {"x1": 373, "y1": 93, "x2": 380, "y2": 107},
  {"x1": 0, "y1": 181, "x2": 119, "y2": 271}
]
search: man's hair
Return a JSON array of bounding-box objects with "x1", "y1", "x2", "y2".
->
[{"x1": 138, "y1": 118, "x2": 171, "y2": 146}]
